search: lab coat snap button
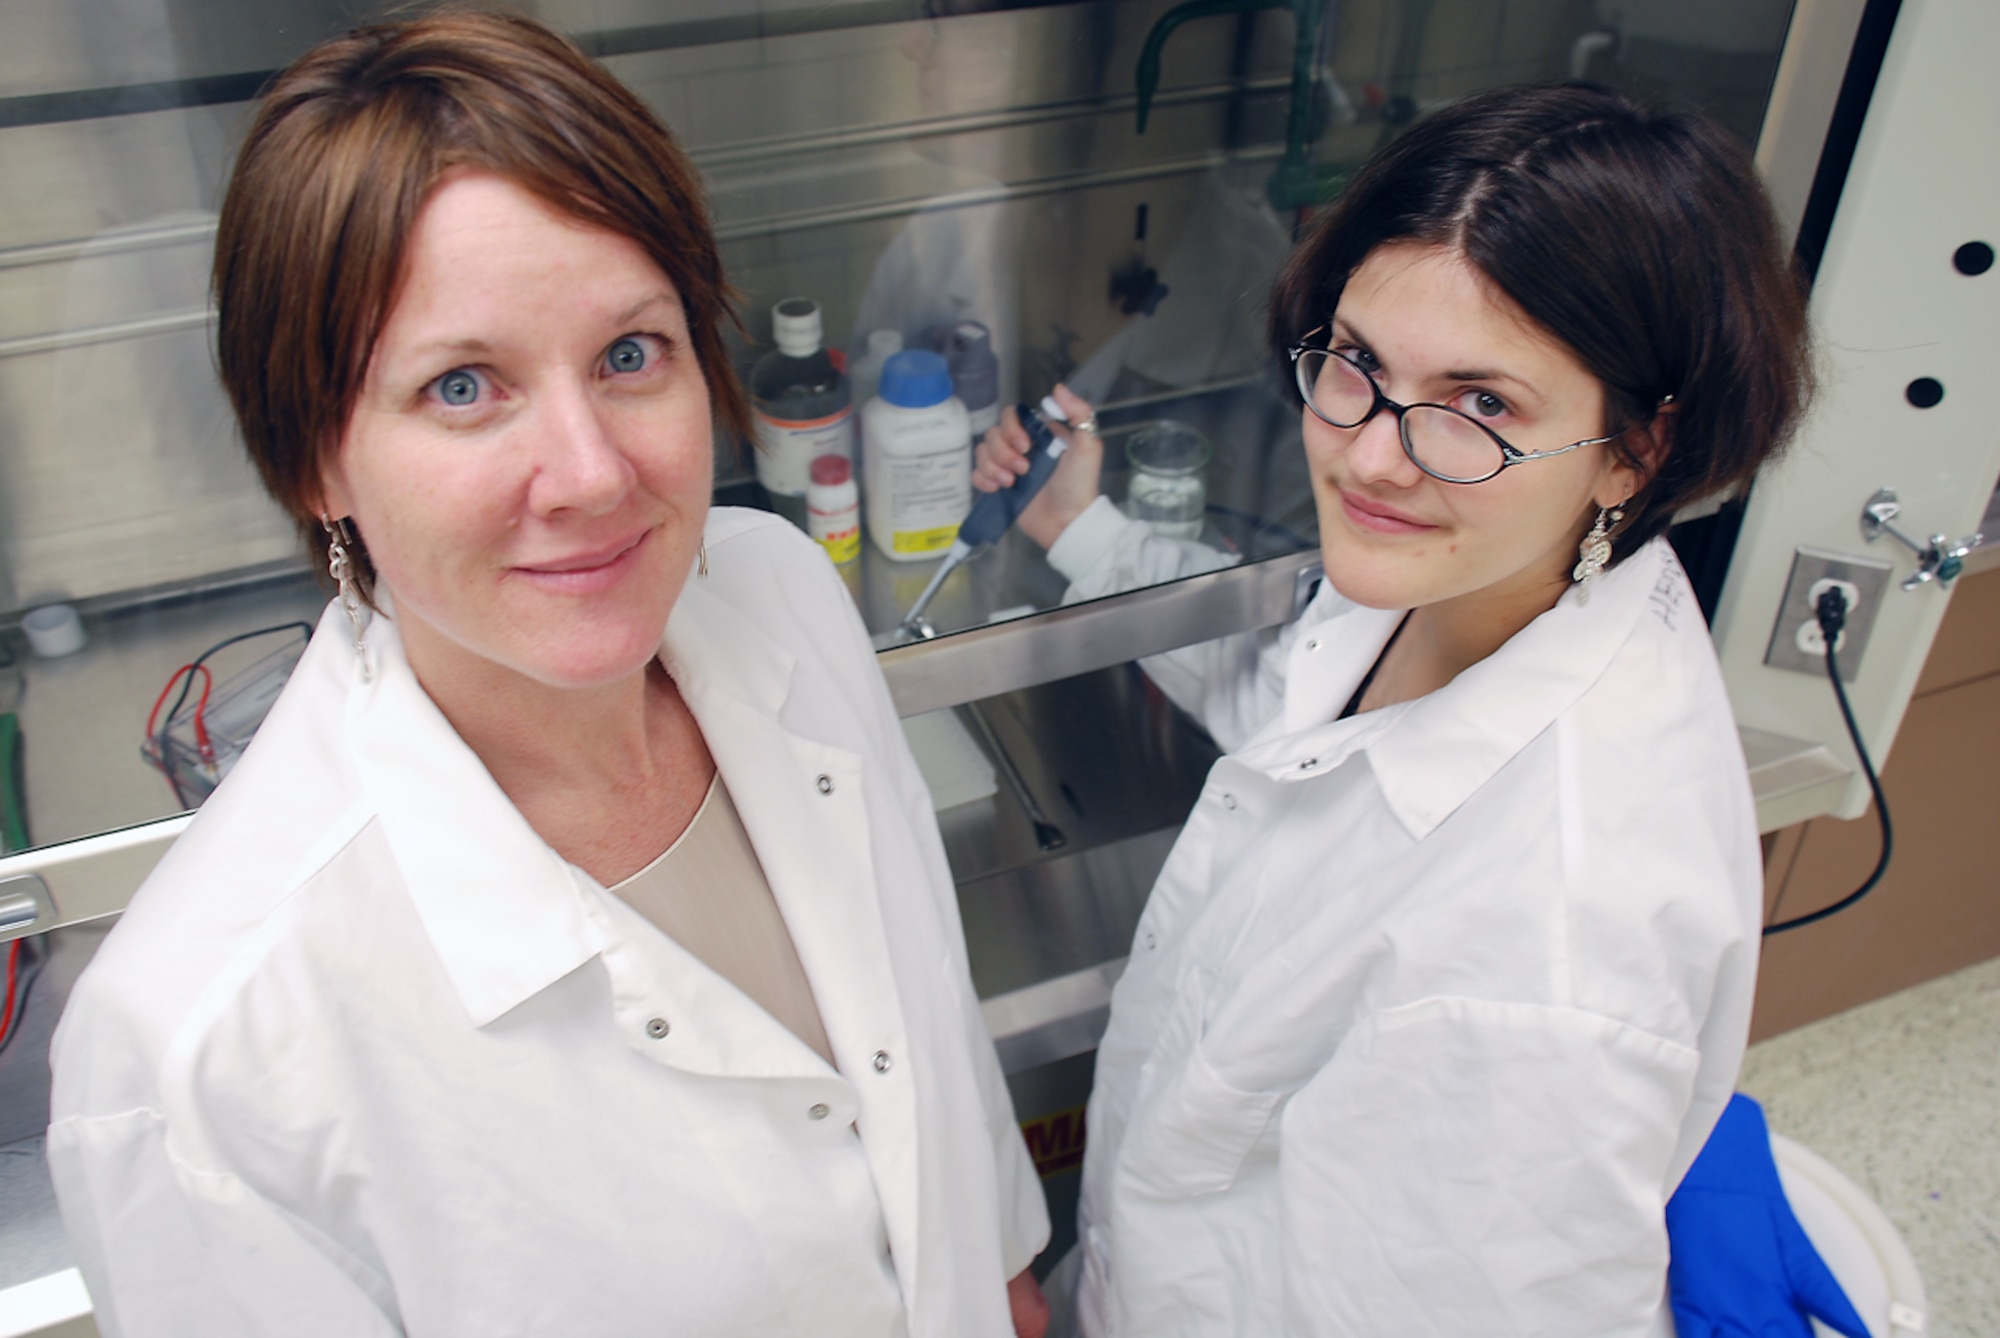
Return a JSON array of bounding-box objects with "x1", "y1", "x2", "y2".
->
[
  {"x1": 815, "y1": 774, "x2": 834, "y2": 795},
  {"x1": 872, "y1": 1050, "x2": 892, "y2": 1073},
  {"x1": 1143, "y1": 931, "x2": 1158, "y2": 950},
  {"x1": 808, "y1": 1102, "x2": 831, "y2": 1120},
  {"x1": 1221, "y1": 793, "x2": 1237, "y2": 810},
  {"x1": 645, "y1": 1017, "x2": 670, "y2": 1039},
  {"x1": 1305, "y1": 638, "x2": 1321, "y2": 652},
  {"x1": 1299, "y1": 758, "x2": 1318, "y2": 771}
]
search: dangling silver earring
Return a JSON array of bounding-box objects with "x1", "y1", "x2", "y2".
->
[
  {"x1": 698, "y1": 538, "x2": 709, "y2": 578},
  {"x1": 1572, "y1": 505, "x2": 1623, "y2": 599},
  {"x1": 322, "y1": 514, "x2": 373, "y2": 682}
]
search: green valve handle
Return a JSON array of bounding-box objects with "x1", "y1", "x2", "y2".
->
[{"x1": 0, "y1": 712, "x2": 26, "y2": 854}]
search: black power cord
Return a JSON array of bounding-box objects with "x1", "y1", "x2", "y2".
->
[{"x1": 1764, "y1": 587, "x2": 1894, "y2": 936}]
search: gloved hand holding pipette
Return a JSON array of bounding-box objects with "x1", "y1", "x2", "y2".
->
[
  {"x1": 971, "y1": 383, "x2": 1105, "y2": 550},
  {"x1": 897, "y1": 385, "x2": 1108, "y2": 638}
]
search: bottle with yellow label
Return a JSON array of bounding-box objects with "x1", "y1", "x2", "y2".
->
[
  {"x1": 806, "y1": 454, "x2": 860, "y2": 564},
  {"x1": 861, "y1": 349, "x2": 971, "y2": 562}
]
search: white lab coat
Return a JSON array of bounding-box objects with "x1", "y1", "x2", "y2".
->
[
  {"x1": 1045, "y1": 499, "x2": 1761, "y2": 1337},
  {"x1": 48, "y1": 508, "x2": 1048, "y2": 1338}
]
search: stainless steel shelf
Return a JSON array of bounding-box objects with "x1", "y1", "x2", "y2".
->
[{"x1": 880, "y1": 551, "x2": 1319, "y2": 716}]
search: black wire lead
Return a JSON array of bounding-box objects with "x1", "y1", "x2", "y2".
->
[
  {"x1": 1764, "y1": 587, "x2": 1894, "y2": 936},
  {"x1": 152, "y1": 620, "x2": 315, "y2": 806}
]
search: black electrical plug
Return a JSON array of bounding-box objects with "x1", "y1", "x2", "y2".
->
[{"x1": 1814, "y1": 584, "x2": 1850, "y2": 655}]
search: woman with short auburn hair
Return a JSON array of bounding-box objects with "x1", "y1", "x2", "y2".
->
[
  {"x1": 976, "y1": 83, "x2": 1812, "y2": 1335},
  {"x1": 50, "y1": 14, "x2": 1048, "y2": 1336}
]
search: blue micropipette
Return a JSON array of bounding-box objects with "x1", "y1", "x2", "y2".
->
[{"x1": 897, "y1": 396, "x2": 1072, "y2": 640}]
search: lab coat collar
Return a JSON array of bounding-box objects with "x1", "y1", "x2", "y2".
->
[
  {"x1": 658, "y1": 562, "x2": 798, "y2": 723},
  {"x1": 1257, "y1": 539, "x2": 1667, "y2": 839},
  {"x1": 341, "y1": 568, "x2": 820, "y2": 1033},
  {"x1": 343, "y1": 604, "x2": 600, "y2": 1029}
]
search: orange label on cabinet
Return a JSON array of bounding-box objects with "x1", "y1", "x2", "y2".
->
[{"x1": 1020, "y1": 1104, "x2": 1087, "y2": 1178}]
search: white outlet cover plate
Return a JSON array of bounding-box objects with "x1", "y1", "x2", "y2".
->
[{"x1": 1764, "y1": 547, "x2": 1895, "y2": 676}]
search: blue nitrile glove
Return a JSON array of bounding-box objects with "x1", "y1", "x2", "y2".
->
[{"x1": 1666, "y1": 1093, "x2": 1871, "y2": 1338}]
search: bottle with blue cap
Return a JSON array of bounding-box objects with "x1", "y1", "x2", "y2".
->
[{"x1": 861, "y1": 349, "x2": 971, "y2": 561}]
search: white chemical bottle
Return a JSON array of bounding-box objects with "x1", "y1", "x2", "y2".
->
[
  {"x1": 806, "y1": 454, "x2": 860, "y2": 565},
  {"x1": 862, "y1": 349, "x2": 971, "y2": 562},
  {"x1": 750, "y1": 298, "x2": 853, "y2": 526}
]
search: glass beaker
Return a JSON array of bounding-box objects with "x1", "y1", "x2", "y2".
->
[{"x1": 1124, "y1": 421, "x2": 1212, "y2": 540}]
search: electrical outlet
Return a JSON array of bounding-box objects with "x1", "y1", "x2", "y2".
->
[{"x1": 1764, "y1": 548, "x2": 1894, "y2": 675}]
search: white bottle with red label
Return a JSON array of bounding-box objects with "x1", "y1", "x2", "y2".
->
[
  {"x1": 806, "y1": 454, "x2": 860, "y2": 564},
  {"x1": 750, "y1": 298, "x2": 853, "y2": 526}
]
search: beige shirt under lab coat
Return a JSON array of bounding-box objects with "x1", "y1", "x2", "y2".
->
[
  {"x1": 48, "y1": 508, "x2": 1047, "y2": 1337},
  {"x1": 1047, "y1": 500, "x2": 1760, "y2": 1337}
]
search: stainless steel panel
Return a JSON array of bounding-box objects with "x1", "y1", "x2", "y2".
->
[
  {"x1": 0, "y1": 0, "x2": 1803, "y2": 614},
  {"x1": 881, "y1": 549, "x2": 1317, "y2": 716},
  {"x1": 0, "y1": 874, "x2": 55, "y2": 934},
  {"x1": 0, "y1": 816, "x2": 188, "y2": 944},
  {"x1": 982, "y1": 957, "x2": 1127, "y2": 1074}
]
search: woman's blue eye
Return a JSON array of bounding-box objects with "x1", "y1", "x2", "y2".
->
[
  {"x1": 1470, "y1": 390, "x2": 1507, "y2": 419},
  {"x1": 435, "y1": 369, "x2": 481, "y2": 406},
  {"x1": 607, "y1": 337, "x2": 648, "y2": 373}
]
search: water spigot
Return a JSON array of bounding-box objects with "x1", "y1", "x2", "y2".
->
[
  {"x1": 1134, "y1": 0, "x2": 1343, "y2": 211},
  {"x1": 1861, "y1": 488, "x2": 1983, "y2": 590}
]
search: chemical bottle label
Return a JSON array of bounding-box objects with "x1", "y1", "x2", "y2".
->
[
  {"x1": 892, "y1": 525, "x2": 959, "y2": 556},
  {"x1": 814, "y1": 525, "x2": 861, "y2": 564},
  {"x1": 876, "y1": 443, "x2": 969, "y2": 555},
  {"x1": 753, "y1": 407, "x2": 853, "y2": 497},
  {"x1": 809, "y1": 499, "x2": 861, "y2": 564}
]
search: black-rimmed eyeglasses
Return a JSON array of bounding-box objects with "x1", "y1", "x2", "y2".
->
[{"x1": 1286, "y1": 329, "x2": 1625, "y2": 485}]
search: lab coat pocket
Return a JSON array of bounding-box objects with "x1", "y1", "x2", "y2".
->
[
  {"x1": 1122, "y1": 1044, "x2": 1283, "y2": 1198},
  {"x1": 1120, "y1": 984, "x2": 1283, "y2": 1199}
]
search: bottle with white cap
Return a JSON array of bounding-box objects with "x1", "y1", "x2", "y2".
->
[
  {"x1": 862, "y1": 349, "x2": 971, "y2": 562},
  {"x1": 750, "y1": 297, "x2": 853, "y2": 527}
]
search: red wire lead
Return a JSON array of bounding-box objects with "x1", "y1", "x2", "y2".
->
[{"x1": 0, "y1": 939, "x2": 20, "y2": 1048}]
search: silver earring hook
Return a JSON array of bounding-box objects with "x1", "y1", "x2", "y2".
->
[
  {"x1": 321, "y1": 514, "x2": 373, "y2": 682},
  {"x1": 1571, "y1": 504, "x2": 1625, "y2": 602}
]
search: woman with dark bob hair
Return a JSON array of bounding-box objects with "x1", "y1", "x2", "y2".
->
[
  {"x1": 49, "y1": 13, "x2": 1049, "y2": 1336},
  {"x1": 976, "y1": 84, "x2": 1812, "y2": 1334}
]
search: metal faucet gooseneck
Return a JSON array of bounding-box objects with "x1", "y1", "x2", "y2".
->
[{"x1": 1133, "y1": 0, "x2": 1344, "y2": 211}]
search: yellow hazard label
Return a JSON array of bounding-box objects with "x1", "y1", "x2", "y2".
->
[
  {"x1": 892, "y1": 525, "x2": 960, "y2": 555},
  {"x1": 1019, "y1": 1103, "x2": 1087, "y2": 1178},
  {"x1": 816, "y1": 527, "x2": 860, "y2": 564}
]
